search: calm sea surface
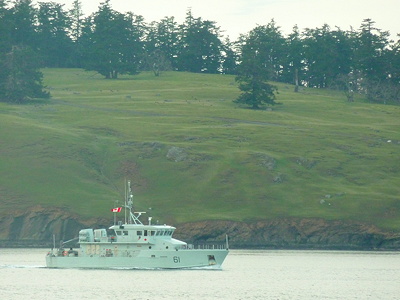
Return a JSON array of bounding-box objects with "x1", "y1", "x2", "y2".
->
[{"x1": 0, "y1": 248, "x2": 399, "y2": 299}]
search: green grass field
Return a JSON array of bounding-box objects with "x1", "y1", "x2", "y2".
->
[{"x1": 1, "y1": 69, "x2": 399, "y2": 230}]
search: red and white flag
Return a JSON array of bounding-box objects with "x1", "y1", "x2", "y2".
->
[{"x1": 111, "y1": 207, "x2": 122, "y2": 213}]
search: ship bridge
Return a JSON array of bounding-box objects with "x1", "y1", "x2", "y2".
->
[{"x1": 108, "y1": 224, "x2": 179, "y2": 244}]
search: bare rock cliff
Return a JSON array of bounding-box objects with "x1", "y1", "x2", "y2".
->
[
  {"x1": 1, "y1": 206, "x2": 399, "y2": 249},
  {"x1": 0, "y1": 206, "x2": 107, "y2": 247},
  {"x1": 175, "y1": 219, "x2": 400, "y2": 250}
]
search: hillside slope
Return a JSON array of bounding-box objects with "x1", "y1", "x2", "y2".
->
[{"x1": 1, "y1": 69, "x2": 399, "y2": 248}]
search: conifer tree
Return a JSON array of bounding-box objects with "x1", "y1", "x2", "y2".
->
[{"x1": 0, "y1": 45, "x2": 49, "y2": 103}]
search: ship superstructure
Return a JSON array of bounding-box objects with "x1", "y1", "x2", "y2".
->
[{"x1": 46, "y1": 181, "x2": 228, "y2": 269}]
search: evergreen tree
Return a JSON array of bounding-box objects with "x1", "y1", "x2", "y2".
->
[
  {"x1": 221, "y1": 37, "x2": 238, "y2": 75},
  {"x1": 353, "y1": 19, "x2": 393, "y2": 102},
  {"x1": 355, "y1": 19, "x2": 390, "y2": 82},
  {"x1": 37, "y1": 2, "x2": 73, "y2": 67},
  {"x1": 302, "y1": 25, "x2": 352, "y2": 88},
  {"x1": 234, "y1": 51, "x2": 277, "y2": 109},
  {"x1": 82, "y1": 0, "x2": 144, "y2": 79},
  {"x1": 387, "y1": 38, "x2": 400, "y2": 89},
  {"x1": 145, "y1": 17, "x2": 179, "y2": 71},
  {"x1": 69, "y1": 0, "x2": 84, "y2": 42},
  {"x1": 239, "y1": 20, "x2": 286, "y2": 81},
  {"x1": 0, "y1": 0, "x2": 12, "y2": 54},
  {"x1": 0, "y1": 45, "x2": 49, "y2": 103},
  {"x1": 283, "y1": 25, "x2": 304, "y2": 90},
  {"x1": 68, "y1": 0, "x2": 84, "y2": 67},
  {"x1": 0, "y1": 1, "x2": 11, "y2": 96},
  {"x1": 9, "y1": 0, "x2": 37, "y2": 48},
  {"x1": 234, "y1": 21, "x2": 283, "y2": 108},
  {"x1": 177, "y1": 10, "x2": 223, "y2": 73}
]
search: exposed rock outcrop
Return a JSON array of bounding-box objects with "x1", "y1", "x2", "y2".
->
[
  {"x1": 175, "y1": 219, "x2": 400, "y2": 250},
  {"x1": 0, "y1": 206, "x2": 107, "y2": 247},
  {"x1": 1, "y1": 206, "x2": 399, "y2": 250}
]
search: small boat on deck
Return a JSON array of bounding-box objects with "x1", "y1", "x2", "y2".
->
[{"x1": 46, "y1": 181, "x2": 229, "y2": 269}]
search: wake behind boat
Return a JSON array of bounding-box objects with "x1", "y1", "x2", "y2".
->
[{"x1": 46, "y1": 181, "x2": 229, "y2": 269}]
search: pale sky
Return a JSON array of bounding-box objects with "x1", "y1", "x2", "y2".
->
[{"x1": 50, "y1": 0, "x2": 398, "y2": 41}]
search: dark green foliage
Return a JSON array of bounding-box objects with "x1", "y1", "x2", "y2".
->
[
  {"x1": 302, "y1": 25, "x2": 352, "y2": 88},
  {"x1": 234, "y1": 21, "x2": 280, "y2": 108},
  {"x1": 8, "y1": 0, "x2": 38, "y2": 48},
  {"x1": 235, "y1": 54, "x2": 277, "y2": 108},
  {"x1": 239, "y1": 20, "x2": 286, "y2": 81},
  {"x1": 37, "y1": 2, "x2": 73, "y2": 67},
  {"x1": 0, "y1": 1, "x2": 399, "y2": 102},
  {"x1": 221, "y1": 37, "x2": 238, "y2": 75},
  {"x1": 0, "y1": 1, "x2": 49, "y2": 102},
  {"x1": 0, "y1": 45, "x2": 49, "y2": 103},
  {"x1": 282, "y1": 25, "x2": 304, "y2": 87},
  {"x1": 354, "y1": 19, "x2": 390, "y2": 82},
  {"x1": 67, "y1": 0, "x2": 84, "y2": 67},
  {"x1": 145, "y1": 17, "x2": 179, "y2": 71},
  {"x1": 350, "y1": 19, "x2": 398, "y2": 103},
  {"x1": 234, "y1": 75, "x2": 277, "y2": 109},
  {"x1": 80, "y1": 0, "x2": 144, "y2": 79},
  {"x1": 0, "y1": 0, "x2": 12, "y2": 53},
  {"x1": 176, "y1": 10, "x2": 223, "y2": 73}
]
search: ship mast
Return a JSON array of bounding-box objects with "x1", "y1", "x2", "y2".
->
[{"x1": 124, "y1": 180, "x2": 144, "y2": 225}]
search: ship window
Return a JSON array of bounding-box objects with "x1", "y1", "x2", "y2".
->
[
  {"x1": 144, "y1": 230, "x2": 148, "y2": 236},
  {"x1": 137, "y1": 231, "x2": 142, "y2": 236},
  {"x1": 156, "y1": 231, "x2": 161, "y2": 236},
  {"x1": 123, "y1": 231, "x2": 129, "y2": 235},
  {"x1": 116, "y1": 231, "x2": 122, "y2": 235},
  {"x1": 151, "y1": 231, "x2": 155, "y2": 236}
]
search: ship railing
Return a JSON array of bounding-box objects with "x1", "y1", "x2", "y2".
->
[{"x1": 178, "y1": 244, "x2": 227, "y2": 250}]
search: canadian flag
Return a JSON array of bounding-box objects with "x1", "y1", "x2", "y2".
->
[{"x1": 111, "y1": 207, "x2": 122, "y2": 213}]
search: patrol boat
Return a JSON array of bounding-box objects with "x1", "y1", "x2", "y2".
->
[{"x1": 46, "y1": 181, "x2": 229, "y2": 269}]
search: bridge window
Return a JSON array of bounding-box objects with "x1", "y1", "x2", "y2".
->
[{"x1": 137, "y1": 231, "x2": 142, "y2": 236}]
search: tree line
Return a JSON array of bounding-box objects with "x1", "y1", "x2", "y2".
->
[{"x1": 1, "y1": 0, "x2": 399, "y2": 105}]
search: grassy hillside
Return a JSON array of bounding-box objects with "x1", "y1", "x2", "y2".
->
[{"x1": 1, "y1": 69, "x2": 399, "y2": 230}]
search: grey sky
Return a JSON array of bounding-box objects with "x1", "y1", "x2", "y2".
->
[{"x1": 50, "y1": 0, "x2": 398, "y2": 40}]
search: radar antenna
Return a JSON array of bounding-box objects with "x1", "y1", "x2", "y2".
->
[{"x1": 124, "y1": 180, "x2": 144, "y2": 225}]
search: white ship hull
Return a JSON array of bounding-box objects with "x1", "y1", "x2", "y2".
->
[
  {"x1": 46, "y1": 249, "x2": 228, "y2": 269},
  {"x1": 45, "y1": 180, "x2": 229, "y2": 269}
]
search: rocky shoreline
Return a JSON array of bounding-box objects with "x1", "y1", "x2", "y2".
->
[{"x1": 1, "y1": 206, "x2": 399, "y2": 250}]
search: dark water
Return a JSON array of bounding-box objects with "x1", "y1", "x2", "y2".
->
[{"x1": 0, "y1": 248, "x2": 399, "y2": 299}]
